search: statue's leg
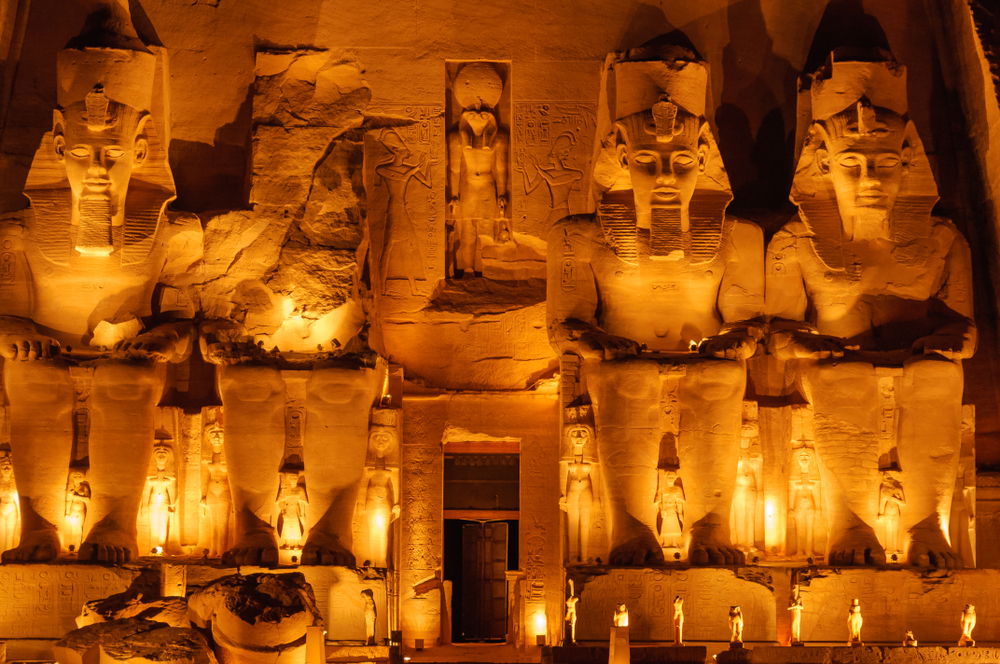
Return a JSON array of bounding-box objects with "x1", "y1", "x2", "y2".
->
[
  {"x1": 802, "y1": 360, "x2": 884, "y2": 565},
  {"x1": 585, "y1": 358, "x2": 663, "y2": 565},
  {"x1": 2, "y1": 360, "x2": 72, "y2": 562},
  {"x1": 579, "y1": 485, "x2": 593, "y2": 563},
  {"x1": 302, "y1": 364, "x2": 378, "y2": 566},
  {"x1": 81, "y1": 362, "x2": 162, "y2": 563},
  {"x1": 565, "y1": 487, "x2": 581, "y2": 562},
  {"x1": 218, "y1": 364, "x2": 285, "y2": 566},
  {"x1": 898, "y1": 355, "x2": 963, "y2": 568},
  {"x1": 679, "y1": 358, "x2": 745, "y2": 565}
]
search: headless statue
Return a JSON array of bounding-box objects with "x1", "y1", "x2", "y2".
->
[
  {"x1": 766, "y1": 50, "x2": 974, "y2": 568},
  {"x1": 548, "y1": 37, "x2": 763, "y2": 566},
  {"x1": 0, "y1": 1, "x2": 198, "y2": 563}
]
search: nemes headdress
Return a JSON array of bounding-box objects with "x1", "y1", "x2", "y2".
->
[
  {"x1": 24, "y1": 0, "x2": 175, "y2": 265},
  {"x1": 591, "y1": 36, "x2": 732, "y2": 264},
  {"x1": 791, "y1": 50, "x2": 937, "y2": 267}
]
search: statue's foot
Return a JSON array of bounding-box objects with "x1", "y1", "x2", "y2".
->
[
  {"x1": 80, "y1": 526, "x2": 136, "y2": 564},
  {"x1": 302, "y1": 531, "x2": 356, "y2": 566},
  {"x1": 608, "y1": 533, "x2": 664, "y2": 566},
  {"x1": 828, "y1": 526, "x2": 885, "y2": 566},
  {"x1": 222, "y1": 529, "x2": 279, "y2": 567},
  {"x1": 909, "y1": 527, "x2": 962, "y2": 569},
  {"x1": 689, "y1": 530, "x2": 744, "y2": 566},
  {"x1": 1, "y1": 528, "x2": 59, "y2": 562}
]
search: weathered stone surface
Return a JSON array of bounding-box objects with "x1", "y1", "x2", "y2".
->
[{"x1": 54, "y1": 618, "x2": 216, "y2": 664}]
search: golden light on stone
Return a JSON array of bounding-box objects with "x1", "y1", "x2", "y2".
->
[{"x1": 2, "y1": 1, "x2": 1000, "y2": 662}]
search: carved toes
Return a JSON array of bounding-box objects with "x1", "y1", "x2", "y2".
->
[
  {"x1": 79, "y1": 542, "x2": 131, "y2": 564},
  {"x1": 302, "y1": 544, "x2": 356, "y2": 567}
]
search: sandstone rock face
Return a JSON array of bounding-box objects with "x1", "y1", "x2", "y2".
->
[{"x1": 54, "y1": 618, "x2": 217, "y2": 664}]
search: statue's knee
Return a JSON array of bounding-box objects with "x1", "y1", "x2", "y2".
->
[
  {"x1": 219, "y1": 365, "x2": 283, "y2": 404},
  {"x1": 4, "y1": 362, "x2": 71, "y2": 404},
  {"x1": 685, "y1": 359, "x2": 744, "y2": 400},
  {"x1": 806, "y1": 361, "x2": 873, "y2": 389},
  {"x1": 904, "y1": 356, "x2": 962, "y2": 395},
  {"x1": 94, "y1": 362, "x2": 161, "y2": 402},
  {"x1": 307, "y1": 366, "x2": 377, "y2": 406}
]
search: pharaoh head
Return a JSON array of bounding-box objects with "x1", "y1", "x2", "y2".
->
[
  {"x1": 565, "y1": 424, "x2": 592, "y2": 457},
  {"x1": 549, "y1": 132, "x2": 576, "y2": 163},
  {"x1": 152, "y1": 443, "x2": 173, "y2": 471},
  {"x1": 795, "y1": 448, "x2": 815, "y2": 474},
  {"x1": 204, "y1": 422, "x2": 224, "y2": 453},
  {"x1": 795, "y1": 52, "x2": 932, "y2": 243},
  {"x1": 0, "y1": 455, "x2": 11, "y2": 479},
  {"x1": 608, "y1": 42, "x2": 718, "y2": 234},
  {"x1": 68, "y1": 469, "x2": 86, "y2": 487}
]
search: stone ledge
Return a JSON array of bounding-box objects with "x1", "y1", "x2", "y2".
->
[
  {"x1": 551, "y1": 645, "x2": 707, "y2": 663},
  {"x1": 749, "y1": 646, "x2": 1000, "y2": 664}
]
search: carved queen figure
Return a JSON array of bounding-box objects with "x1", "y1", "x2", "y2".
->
[
  {"x1": 0, "y1": 0, "x2": 198, "y2": 563},
  {"x1": 766, "y1": 49, "x2": 975, "y2": 567},
  {"x1": 547, "y1": 36, "x2": 764, "y2": 565}
]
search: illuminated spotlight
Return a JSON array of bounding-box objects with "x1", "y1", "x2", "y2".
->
[{"x1": 152, "y1": 546, "x2": 163, "y2": 555}]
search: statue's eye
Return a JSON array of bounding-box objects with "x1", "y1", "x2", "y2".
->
[
  {"x1": 633, "y1": 153, "x2": 656, "y2": 165},
  {"x1": 69, "y1": 148, "x2": 90, "y2": 159},
  {"x1": 673, "y1": 155, "x2": 696, "y2": 169},
  {"x1": 837, "y1": 155, "x2": 862, "y2": 168},
  {"x1": 105, "y1": 147, "x2": 126, "y2": 160},
  {"x1": 878, "y1": 156, "x2": 901, "y2": 169}
]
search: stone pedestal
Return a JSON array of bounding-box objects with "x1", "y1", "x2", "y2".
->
[
  {"x1": 609, "y1": 625, "x2": 630, "y2": 664},
  {"x1": 552, "y1": 645, "x2": 706, "y2": 664}
]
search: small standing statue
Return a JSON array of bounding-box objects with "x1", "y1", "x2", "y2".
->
[
  {"x1": 788, "y1": 585, "x2": 805, "y2": 646},
  {"x1": 878, "y1": 471, "x2": 906, "y2": 558},
  {"x1": 364, "y1": 422, "x2": 400, "y2": 568},
  {"x1": 729, "y1": 606, "x2": 744, "y2": 646},
  {"x1": 959, "y1": 605, "x2": 976, "y2": 647},
  {"x1": 656, "y1": 470, "x2": 685, "y2": 550},
  {"x1": 565, "y1": 579, "x2": 579, "y2": 645},
  {"x1": 0, "y1": 453, "x2": 18, "y2": 554},
  {"x1": 848, "y1": 599, "x2": 863, "y2": 646},
  {"x1": 673, "y1": 596, "x2": 684, "y2": 646},
  {"x1": 613, "y1": 604, "x2": 629, "y2": 627},
  {"x1": 561, "y1": 421, "x2": 594, "y2": 564},
  {"x1": 276, "y1": 470, "x2": 309, "y2": 549},
  {"x1": 201, "y1": 422, "x2": 231, "y2": 558},
  {"x1": 904, "y1": 631, "x2": 918, "y2": 647},
  {"x1": 789, "y1": 448, "x2": 820, "y2": 558},
  {"x1": 362, "y1": 589, "x2": 377, "y2": 645},
  {"x1": 143, "y1": 444, "x2": 177, "y2": 554},
  {"x1": 64, "y1": 470, "x2": 90, "y2": 552}
]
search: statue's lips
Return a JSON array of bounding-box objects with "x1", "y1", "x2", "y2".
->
[
  {"x1": 82, "y1": 179, "x2": 111, "y2": 194},
  {"x1": 652, "y1": 187, "x2": 680, "y2": 201},
  {"x1": 856, "y1": 192, "x2": 888, "y2": 207}
]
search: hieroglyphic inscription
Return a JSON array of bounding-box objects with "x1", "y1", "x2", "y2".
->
[
  {"x1": 513, "y1": 102, "x2": 596, "y2": 239},
  {"x1": 366, "y1": 103, "x2": 446, "y2": 284},
  {"x1": 400, "y1": 408, "x2": 443, "y2": 593},
  {"x1": 0, "y1": 566, "x2": 138, "y2": 638}
]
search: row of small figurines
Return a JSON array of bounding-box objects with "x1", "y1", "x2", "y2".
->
[{"x1": 565, "y1": 585, "x2": 980, "y2": 648}]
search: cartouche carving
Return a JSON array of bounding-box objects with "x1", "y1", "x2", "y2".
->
[
  {"x1": 0, "y1": 1, "x2": 197, "y2": 563},
  {"x1": 766, "y1": 49, "x2": 974, "y2": 568},
  {"x1": 547, "y1": 37, "x2": 764, "y2": 566}
]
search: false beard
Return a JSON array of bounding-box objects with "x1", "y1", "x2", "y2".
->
[
  {"x1": 76, "y1": 196, "x2": 114, "y2": 255},
  {"x1": 649, "y1": 205, "x2": 689, "y2": 261}
]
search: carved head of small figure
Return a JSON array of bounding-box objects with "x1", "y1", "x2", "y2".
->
[
  {"x1": 361, "y1": 588, "x2": 376, "y2": 606},
  {"x1": 205, "y1": 424, "x2": 224, "y2": 454},
  {"x1": 281, "y1": 470, "x2": 300, "y2": 490},
  {"x1": 549, "y1": 132, "x2": 576, "y2": 164},
  {"x1": 565, "y1": 424, "x2": 592, "y2": 458},
  {"x1": 965, "y1": 605, "x2": 976, "y2": 615},
  {"x1": 379, "y1": 129, "x2": 410, "y2": 160},
  {"x1": 152, "y1": 444, "x2": 172, "y2": 472},
  {"x1": 0, "y1": 456, "x2": 11, "y2": 479},
  {"x1": 796, "y1": 449, "x2": 814, "y2": 474},
  {"x1": 53, "y1": 87, "x2": 151, "y2": 255},
  {"x1": 674, "y1": 596, "x2": 683, "y2": 608},
  {"x1": 369, "y1": 426, "x2": 397, "y2": 459},
  {"x1": 69, "y1": 470, "x2": 85, "y2": 488},
  {"x1": 663, "y1": 469, "x2": 679, "y2": 488}
]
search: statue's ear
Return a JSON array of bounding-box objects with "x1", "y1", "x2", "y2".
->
[
  {"x1": 53, "y1": 109, "x2": 66, "y2": 162},
  {"x1": 815, "y1": 145, "x2": 830, "y2": 176},
  {"x1": 697, "y1": 121, "x2": 711, "y2": 174},
  {"x1": 133, "y1": 113, "x2": 150, "y2": 169},
  {"x1": 614, "y1": 124, "x2": 629, "y2": 171}
]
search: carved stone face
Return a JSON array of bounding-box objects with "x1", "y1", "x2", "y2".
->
[
  {"x1": 153, "y1": 446, "x2": 170, "y2": 470},
  {"x1": 369, "y1": 427, "x2": 397, "y2": 458},
  {"x1": 818, "y1": 121, "x2": 909, "y2": 241},
  {"x1": 205, "y1": 425, "x2": 224, "y2": 452},
  {"x1": 0, "y1": 460, "x2": 10, "y2": 478},
  {"x1": 620, "y1": 132, "x2": 703, "y2": 222},
  {"x1": 53, "y1": 100, "x2": 148, "y2": 236},
  {"x1": 796, "y1": 451, "x2": 812, "y2": 473},
  {"x1": 566, "y1": 425, "x2": 591, "y2": 455},
  {"x1": 69, "y1": 471, "x2": 84, "y2": 486}
]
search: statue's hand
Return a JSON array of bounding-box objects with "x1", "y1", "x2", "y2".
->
[
  {"x1": 578, "y1": 329, "x2": 641, "y2": 360},
  {"x1": 0, "y1": 333, "x2": 60, "y2": 361},
  {"x1": 391, "y1": 504, "x2": 401, "y2": 520},
  {"x1": 113, "y1": 333, "x2": 178, "y2": 362},
  {"x1": 912, "y1": 334, "x2": 970, "y2": 360},
  {"x1": 699, "y1": 332, "x2": 757, "y2": 360},
  {"x1": 768, "y1": 330, "x2": 844, "y2": 360},
  {"x1": 198, "y1": 320, "x2": 257, "y2": 365},
  {"x1": 558, "y1": 497, "x2": 568, "y2": 512}
]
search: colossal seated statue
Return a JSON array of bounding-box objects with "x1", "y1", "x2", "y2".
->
[
  {"x1": 0, "y1": 0, "x2": 199, "y2": 563},
  {"x1": 766, "y1": 50, "x2": 975, "y2": 568},
  {"x1": 547, "y1": 37, "x2": 764, "y2": 566}
]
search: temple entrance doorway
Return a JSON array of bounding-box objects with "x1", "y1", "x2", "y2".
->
[{"x1": 442, "y1": 445, "x2": 519, "y2": 643}]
